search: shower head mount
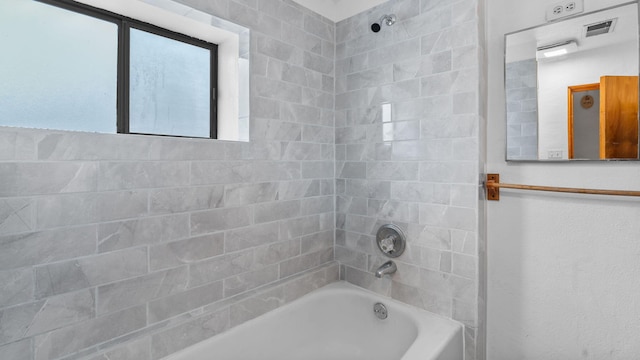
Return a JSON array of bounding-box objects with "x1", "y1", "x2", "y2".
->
[{"x1": 371, "y1": 14, "x2": 396, "y2": 33}]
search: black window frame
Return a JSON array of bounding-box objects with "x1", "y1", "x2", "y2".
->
[{"x1": 37, "y1": 0, "x2": 218, "y2": 139}]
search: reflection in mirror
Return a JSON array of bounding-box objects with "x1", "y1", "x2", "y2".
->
[{"x1": 505, "y1": 1, "x2": 639, "y2": 161}]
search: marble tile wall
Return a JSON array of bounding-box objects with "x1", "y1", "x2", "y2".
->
[
  {"x1": 334, "y1": 0, "x2": 484, "y2": 359},
  {"x1": 506, "y1": 58, "x2": 538, "y2": 160},
  {"x1": 0, "y1": 0, "x2": 336, "y2": 358}
]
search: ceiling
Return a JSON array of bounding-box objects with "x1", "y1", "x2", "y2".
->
[{"x1": 289, "y1": 0, "x2": 389, "y2": 22}]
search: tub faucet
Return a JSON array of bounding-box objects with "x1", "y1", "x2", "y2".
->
[{"x1": 375, "y1": 260, "x2": 397, "y2": 278}]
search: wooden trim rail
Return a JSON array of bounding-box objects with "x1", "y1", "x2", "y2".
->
[{"x1": 486, "y1": 174, "x2": 640, "y2": 201}]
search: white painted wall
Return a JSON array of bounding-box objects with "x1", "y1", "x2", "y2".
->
[{"x1": 486, "y1": 0, "x2": 640, "y2": 359}]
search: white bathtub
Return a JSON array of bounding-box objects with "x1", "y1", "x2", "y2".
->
[{"x1": 163, "y1": 281, "x2": 463, "y2": 360}]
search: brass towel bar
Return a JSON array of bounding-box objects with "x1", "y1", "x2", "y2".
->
[{"x1": 485, "y1": 174, "x2": 640, "y2": 201}]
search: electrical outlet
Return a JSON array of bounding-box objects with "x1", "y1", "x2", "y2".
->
[
  {"x1": 546, "y1": 0, "x2": 584, "y2": 22},
  {"x1": 548, "y1": 150, "x2": 563, "y2": 159}
]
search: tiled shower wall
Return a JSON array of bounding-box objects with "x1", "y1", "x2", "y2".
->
[
  {"x1": 0, "y1": 0, "x2": 337, "y2": 359},
  {"x1": 334, "y1": 0, "x2": 484, "y2": 359},
  {"x1": 505, "y1": 58, "x2": 538, "y2": 160}
]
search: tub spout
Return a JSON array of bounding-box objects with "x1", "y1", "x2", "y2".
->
[{"x1": 375, "y1": 260, "x2": 397, "y2": 278}]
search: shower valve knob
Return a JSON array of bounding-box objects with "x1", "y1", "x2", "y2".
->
[
  {"x1": 379, "y1": 236, "x2": 396, "y2": 253},
  {"x1": 376, "y1": 224, "x2": 406, "y2": 258}
]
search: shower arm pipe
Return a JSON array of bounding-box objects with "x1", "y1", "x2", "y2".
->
[{"x1": 485, "y1": 173, "x2": 640, "y2": 201}]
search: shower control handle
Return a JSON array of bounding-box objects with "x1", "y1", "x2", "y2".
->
[
  {"x1": 379, "y1": 235, "x2": 396, "y2": 253},
  {"x1": 376, "y1": 224, "x2": 406, "y2": 258}
]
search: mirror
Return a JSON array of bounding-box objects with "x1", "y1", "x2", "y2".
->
[{"x1": 505, "y1": 1, "x2": 640, "y2": 161}]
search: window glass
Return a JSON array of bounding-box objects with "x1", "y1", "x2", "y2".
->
[
  {"x1": 129, "y1": 28, "x2": 211, "y2": 138},
  {"x1": 0, "y1": 0, "x2": 118, "y2": 133}
]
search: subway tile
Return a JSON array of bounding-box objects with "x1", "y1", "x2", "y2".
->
[
  {"x1": 419, "y1": 204, "x2": 477, "y2": 231},
  {"x1": 278, "y1": 180, "x2": 320, "y2": 200},
  {"x1": 223, "y1": 264, "x2": 279, "y2": 297},
  {"x1": 250, "y1": 119, "x2": 302, "y2": 141},
  {"x1": 149, "y1": 186, "x2": 225, "y2": 214},
  {"x1": 334, "y1": 246, "x2": 367, "y2": 270},
  {"x1": 281, "y1": 142, "x2": 322, "y2": 160},
  {"x1": 0, "y1": 226, "x2": 96, "y2": 270},
  {"x1": 36, "y1": 132, "x2": 149, "y2": 161},
  {"x1": 225, "y1": 222, "x2": 280, "y2": 253},
  {"x1": 344, "y1": 214, "x2": 377, "y2": 235},
  {"x1": 279, "y1": 247, "x2": 333, "y2": 278},
  {"x1": 97, "y1": 162, "x2": 189, "y2": 191},
  {"x1": 225, "y1": 141, "x2": 282, "y2": 161},
  {"x1": 391, "y1": 182, "x2": 450, "y2": 203},
  {"x1": 148, "y1": 137, "x2": 225, "y2": 161},
  {"x1": 301, "y1": 161, "x2": 333, "y2": 179},
  {"x1": 229, "y1": 287, "x2": 284, "y2": 327},
  {"x1": 190, "y1": 161, "x2": 251, "y2": 185},
  {"x1": 0, "y1": 268, "x2": 34, "y2": 308},
  {"x1": 257, "y1": 35, "x2": 296, "y2": 63},
  {"x1": 344, "y1": 179, "x2": 390, "y2": 199},
  {"x1": 97, "y1": 190, "x2": 149, "y2": 222},
  {"x1": 303, "y1": 14, "x2": 333, "y2": 41},
  {"x1": 86, "y1": 338, "x2": 150, "y2": 360},
  {"x1": 0, "y1": 338, "x2": 31, "y2": 360},
  {"x1": 254, "y1": 76, "x2": 302, "y2": 103},
  {"x1": 390, "y1": 281, "x2": 425, "y2": 309},
  {"x1": 35, "y1": 193, "x2": 98, "y2": 229},
  {"x1": 0, "y1": 130, "x2": 35, "y2": 161},
  {"x1": 0, "y1": 198, "x2": 34, "y2": 235},
  {"x1": 253, "y1": 240, "x2": 301, "y2": 268},
  {"x1": 396, "y1": 8, "x2": 452, "y2": 41},
  {"x1": 0, "y1": 162, "x2": 97, "y2": 197},
  {"x1": 224, "y1": 182, "x2": 279, "y2": 206},
  {"x1": 230, "y1": 3, "x2": 282, "y2": 39},
  {"x1": 254, "y1": 199, "x2": 300, "y2": 223},
  {"x1": 150, "y1": 233, "x2": 224, "y2": 271},
  {"x1": 148, "y1": 281, "x2": 224, "y2": 324},
  {"x1": 302, "y1": 88, "x2": 334, "y2": 110},
  {"x1": 282, "y1": 23, "x2": 321, "y2": 53},
  {"x1": 417, "y1": 226, "x2": 453, "y2": 250},
  {"x1": 452, "y1": 230, "x2": 477, "y2": 255},
  {"x1": 302, "y1": 124, "x2": 334, "y2": 143},
  {"x1": 22, "y1": 289, "x2": 94, "y2": 339},
  {"x1": 192, "y1": 161, "x2": 301, "y2": 185},
  {"x1": 367, "y1": 199, "x2": 419, "y2": 223},
  {"x1": 97, "y1": 267, "x2": 188, "y2": 315},
  {"x1": 338, "y1": 161, "x2": 366, "y2": 179},
  {"x1": 190, "y1": 206, "x2": 253, "y2": 235},
  {"x1": 188, "y1": 250, "x2": 255, "y2": 287},
  {"x1": 33, "y1": 305, "x2": 146, "y2": 360},
  {"x1": 279, "y1": 215, "x2": 320, "y2": 239},
  {"x1": 150, "y1": 308, "x2": 229, "y2": 359},
  {"x1": 344, "y1": 266, "x2": 392, "y2": 297},
  {"x1": 281, "y1": 262, "x2": 339, "y2": 302},
  {"x1": 300, "y1": 196, "x2": 333, "y2": 215},
  {"x1": 98, "y1": 214, "x2": 190, "y2": 252},
  {"x1": 452, "y1": 253, "x2": 477, "y2": 280},
  {"x1": 419, "y1": 161, "x2": 476, "y2": 184},
  {"x1": 366, "y1": 162, "x2": 419, "y2": 181},
  {"x1": 300, "y1": 230, "x2": 333, "y2": 254},
  {"x1": 453, "y1": 298, "x2": 478, "y2": 327},
  {"x1": 35, "y1": 247, "x2": 147, "y2": 298},
  {"x1": 259, "y1": 1, "x2": 302, "y2": 27}
]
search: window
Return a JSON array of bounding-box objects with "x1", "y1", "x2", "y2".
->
[{"x1": 0, "y1": 0, "x2": 218, "y2": 138}]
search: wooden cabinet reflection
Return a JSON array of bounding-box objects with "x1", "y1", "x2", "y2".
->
[{"x1": 568, "y1": 76, "x2": 638, "y2": 159}]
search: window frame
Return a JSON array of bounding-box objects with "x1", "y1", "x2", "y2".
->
[{"x1": 37, "y1": 0, "x2": 218, "y2": 139}]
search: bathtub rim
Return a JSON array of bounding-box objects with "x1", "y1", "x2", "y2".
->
[{"x1": 161, "y1": 279, "x2": 464, "y2": 360}]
